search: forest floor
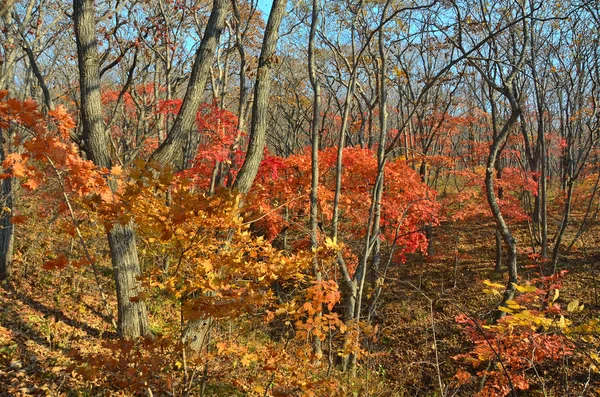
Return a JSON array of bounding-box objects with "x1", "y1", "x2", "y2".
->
[
  {"x1": 373, "y1": 220, "x2": 600, "y2": 396},
  {"x1": 1, "y1": 219, "x2": 600, "y2": 396}
]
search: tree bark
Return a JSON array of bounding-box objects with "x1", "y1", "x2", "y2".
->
[
  {"x1": 234, "y1": 0, "x2": 288, "y2": 194},
  {"x1": 0, "y1": 132, "x2": 13, "y2": 282},
  {"x1": 552, "y1": 179, "x2": 573, "y2": 274},
  {"x1": 108, "y1": 224, "x2": 151, "y2": 337},
  {"x1": 151, "y1": 0, "x2": 230, "y2": 168},
  {"x1": 308, "y1": 0, "x2": 322, "y2": 359},
  {"x1": 485, "y1": 102, "x2": 521, "y2": 319},
  {"x1": 74, "y1": 0, "x2": 150, "y2": 338}
]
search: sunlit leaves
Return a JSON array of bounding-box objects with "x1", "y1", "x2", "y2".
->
[{"x1": 454, "y1": 272, "x2": 592, "y2": 397}]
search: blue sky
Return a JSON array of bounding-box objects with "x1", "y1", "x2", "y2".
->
[{"x1": 257, "y1": 0, "x2": 273, "y2": 17}]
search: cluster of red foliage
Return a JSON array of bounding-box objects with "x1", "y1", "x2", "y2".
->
[
  {"x1": 250, "y1": 147, "x2": 439, "y2": 259},
  {"x1": 453, "y1": 271, "x2": 578, "y2": 396}
]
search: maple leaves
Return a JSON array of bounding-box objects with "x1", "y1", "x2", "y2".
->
[
  {"x1": 1, "y1": 92, "x2": 355, "y2": 394},
  {"x1": 249, "y1": 146, "x2": 439, "y2": 258},
  {"x1": 453, "y1": 271, "x2": 591, "y2": 396}
]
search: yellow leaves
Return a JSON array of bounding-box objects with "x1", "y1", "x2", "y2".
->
[
  {"x1": 484, "y1": 281, "x2": 537, "y2": 297},
  {"x1": 200, "y1": 259, "x2": 213, "y2": 273},
  {"x1": 483, "y1": 279, "x2": 504, "y2": 296},
  {"x1": 513, "y1": 283, "x2": 537, "y2": 293},
  {"x1": 552, "y1": 288, "x2": 560, "y2": 303},
  {"x1": 567, "y1": 299, "x2": 584, "y2": 312},
  {"x1": 483, "y1": 288, "x2": 501, "y2": 296},
  {"x1": 505, "y1": 300, "x2": 521, "y2": 310},
  {"x1": 483, "y1": 280, "x2": 505, "y2": 289},
  {"x1": 324, "y1": 236, "x2": 340, "y2": 250},
  {"x1": 241, "y1": 353, "x2": 257, "y2": 367}
]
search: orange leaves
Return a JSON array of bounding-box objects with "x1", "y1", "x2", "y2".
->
[
  {"x1": 129, "y1": 292, "x2": 148, "y2": 303},
  {"x1": 305, "y1": 279, "x2": 341, "y2": 312},
  {"x1": 0, "y1": 94, "x2": 42, "y2": 131},
  {"x1": 290, "y1": 279, "x2": 346, "y2": 342},
  {"x1": 2, "y1": 153, "x2": 41, "y2": 190},
  {"x1": 10, "y1": 215, "x2": 27, "y2": 224},
  {"x1": 110, "y1": 165, "x2": 123, "y2": 177},
  {"x1": 3, "y1": 153, "x2": 29, "y2": 177},
  {"x1": 48, "y1": 106, "x2": 76, "y2": 138},
  {"x1": 43, "y1": 252, "x2": 69, "y2": 270},
  {"x1": 1, "y1": 95, "x2": 112, "y2": 200}
]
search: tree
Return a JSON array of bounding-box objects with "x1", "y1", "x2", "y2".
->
[
  {"x1": 234, "y1": 0, "x2": 288, "y2": 194},
  {"x1": 73, "y1": 0, "x2": 230, "y2": 338}
]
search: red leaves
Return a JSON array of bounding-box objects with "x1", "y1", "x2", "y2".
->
[
  {"x1": 454, "y1": 275, "x2": 578, "y2": 396},
  {"x1": 10, "y1": 215, "x2": 27, "y2": 224},
  {"x1": 43, "y1": 252, "x2": 69, "y2": 270},
  {"x1": 156, "y1": 99, "x2": 182, "y2": 115},
  {"x1": 249, "y1": 146, "x2": 439, "y2": 256}
]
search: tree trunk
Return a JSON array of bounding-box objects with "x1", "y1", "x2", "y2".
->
[
  {"x1": 108, "y1": 224, "x2": 151, "y2": 336},
  {"x1": 495, "y1": 163, "x2": 503, "y2": 272},
  {"x1": 0, "y1": 133, "x2": 13, "y2": 282},
  {"x1": 419, "y1": 160, "x2": 434, "y2": 256},
  {"x1": 308, "y1": 0, "x2": 322, "y2": 359},
  {"x1": 485, "y1": 104, "x2": 521, "y2": 320},
  {"x1": 552, "y1": 179, "x2": 573, "y2": 274},
  {"x1": 74, "y1": 0, "x2": 150, "y2": 338},
  {"x1": 495, "y1": 229, "x2": 502, "y2": 273},
  {"x1": 151, "y1": 0, "x2": 230, "y2": 168},
  {"x1": 540, "y1": 123, "x2": 548, "y2": 258},
  {"x1": 234, "y1": 0, "x2": 287, "y2": 194}
]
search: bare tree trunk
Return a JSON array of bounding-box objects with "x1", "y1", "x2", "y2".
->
[
  {"x1": 495, "y1": 229, "x2": 503, "y2": 273},
  {"x1": 419, "y1": 160, "x2": 434, "y2": 256},
  {"x1": 307, "y1": 0, "x2": 322, "y2": 359},
  {"x1": 495, "y1": 165, "x2": 503, "y2": 273},
  {"x1": 0, "y1": 132, "x2": 13, "y2": 282},
  {"x1": 108, "y1": 224, "x2": 151, "y2": 337},
  {"x1": 485, "y1": 103, "x2": 521, "y2": 319},
  {"x1": 552, "y1": 179, "x2": 573, "y2": 274},
  {"x1": 234, "y1": 0, "x2": 287, "y2": 194},
  {"x1": 74, "y1": 0, "x2": 150, "y2": 338},
  {"x1": 151, "y1": 0, "x2": 230, "y2": 168},
  {"x1": 540, "y1": 132, "x2": 548, "y2": 257},
  {"x1": 348, "y1": 3, "x2": 390, "y2": 371}
]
